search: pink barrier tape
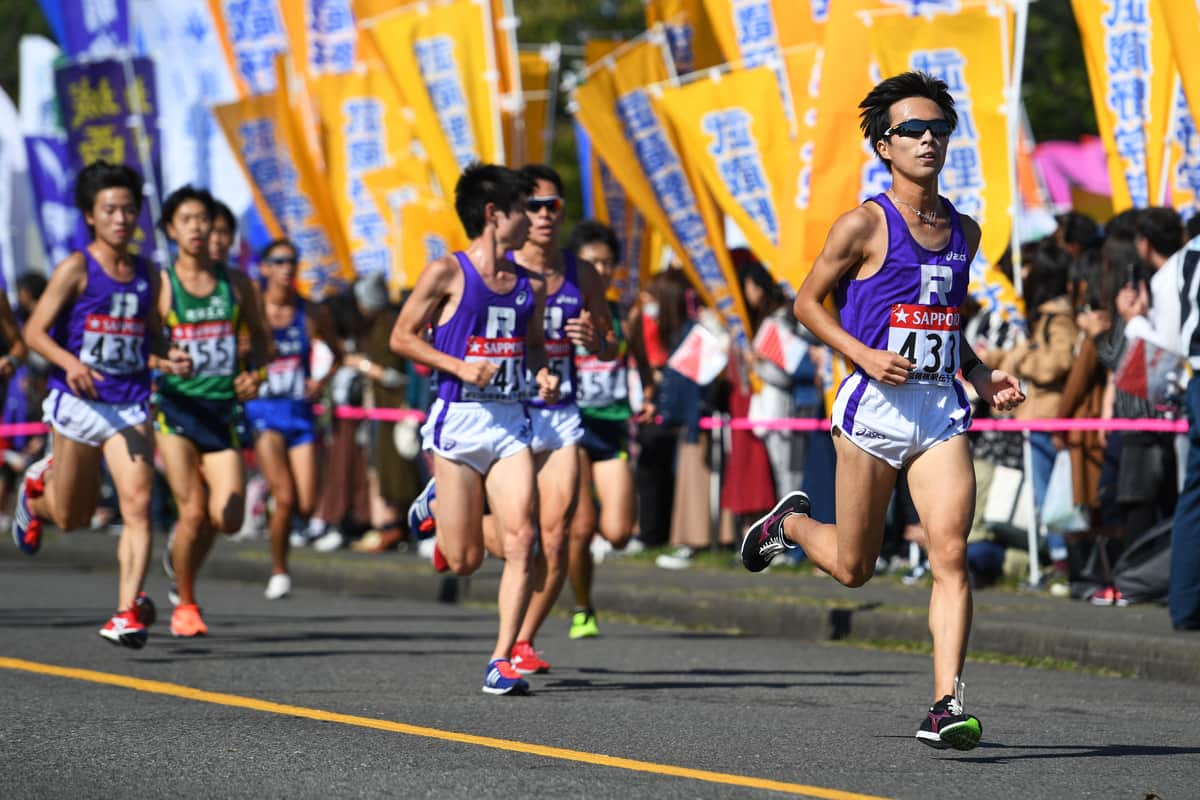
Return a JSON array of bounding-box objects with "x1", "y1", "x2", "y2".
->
[
  {"x1": 0, "y1": 410, "x2": 1185, "y2": 438},
  {"x1": 699, "y1": 416, "x2": 1188, "y2": 433}
]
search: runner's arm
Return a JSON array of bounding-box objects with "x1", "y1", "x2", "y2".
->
[
  {"x1": 230, "y1": 271, "x2": 274, "y2": 371},
  {"x1": 146, "y1": 266, "x2": 192, "y2": 376},
  {"x1": 22, "y1": 253, "x2": 89, "y2": 375},
  {"x1": 0, "y1": 292, "x2": 27, "y2": 376},
  {"x1": 569, "y1": 260, "x2": 618, "y2": 361},
  {"x1": 389, "y1": 255, "x2": 473, "y2": 378},
  {"x1": 794, "y1": 206, "x2": 913, "y2": 385}
]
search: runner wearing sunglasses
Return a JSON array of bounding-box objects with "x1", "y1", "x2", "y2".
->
[{"x1": 738, "y1": 71, "x2": 1025, "y2": 750}]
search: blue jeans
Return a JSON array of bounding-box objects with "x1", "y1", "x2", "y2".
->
[
  {"x1": 1171, "y1": 377, "x2": 1200, "y2": 629},
  {"x1": 1030, "y1": 430, "x2": 1069, "y2": 563}
]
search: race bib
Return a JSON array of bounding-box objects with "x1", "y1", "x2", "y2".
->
[
  {"x1": 887, "y1": 304, "x2": 959, "y2": 385},
  {"x1": 541, "y1": 338, "x2": 575, "y2": 399},
  {"x1": 265, "y1": 355, "x2": 305, "y2": 398},
  {"x1": 81, "y1": 314, "x2": 146, "y2": 374},
  {"x1": 461, "y1": 335, "x2": 526, "y2": 402},
  {"x1": 173, "y1": 320, "x2": 236, "y2": 378},
  {"x1": 575, "y1": 353, "x2": 628, "y2": 407}
]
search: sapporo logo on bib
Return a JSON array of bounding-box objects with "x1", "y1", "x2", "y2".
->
[
  {"x1": 888, "y1": 304, "x2": 959, "y2": 384},
  {"x1": 173, "y1": 320, "x2": 236, "y2": 378},
  {"x1": 462, "y1": 335, "x2": 525, "y2": 401},
  {"x1": 81, "y1": 292, "x2": 145, "y2": 374},
  {"x1": 575, "y1": 353, "x2": 627, "y2": 407}
]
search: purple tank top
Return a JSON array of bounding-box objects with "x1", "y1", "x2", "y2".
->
[
  {"x1": 433, "y1": 251, "x2": 536, "y2": 403},
  {"x1": 527, "y1": 253, "x2": 583, "y2": 409},
  {"x1": 48, "y1": 250, "x2": 153, "y2": 404},
  {"x1": 835, "y1": 193, "x2": 970, "y2": 385}
]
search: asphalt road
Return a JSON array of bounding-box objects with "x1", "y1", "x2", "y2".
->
[{"x1": 1, "y1": 559, "x2": 1197, "y2": 799}]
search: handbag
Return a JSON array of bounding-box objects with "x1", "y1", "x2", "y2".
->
[
  {"x1": 1043, "y1": 449, "x2": 1089, "y2": 533},
  {"x1": 983, "y1": 463, "x2": 1034, "y2": 544}
]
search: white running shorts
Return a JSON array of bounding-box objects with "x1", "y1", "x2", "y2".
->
[
  {"x1": 43, "y1": 388, "x2": 149, "y2": 448},
  {"x1": 831, "y1": 371, "x2": 971, "y2": 469},
  {"x1": 529, "y1": 404, "x2": 584, "y2": 454},
  {"x1": 421, "y1": 399, "x2": 531, "y2": 475}
]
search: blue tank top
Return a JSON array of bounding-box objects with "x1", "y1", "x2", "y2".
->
[
  {"x1": 434, "y1": 251, "x2": 536, "y2": 404},
  {"x1": 48, "y1": 250, "x2": 153, "y2": 404},
  {"x1": 527, "y1": 253, "x2": 583, "y2": 409},
  {"x1": 260, "y1": 303, "x2": 311, "y2": 400},
  {"x1": 835, "y1": 193, "x2": 970, "y2": 385}
]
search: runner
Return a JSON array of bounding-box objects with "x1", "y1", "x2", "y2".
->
[
  {"x1": 737, "y1": 72, "x2": 1024, "y2": 750},
  {"x1": 244, "y1": 238, "x2": 343, "y2": 598},
  {"x1": 154, "y1": 185, "x2": 271, "y2": 636},
  {"x1": 564, "y1": 220, "x2": 639, "y2": 639},
  {"x1": 493, "y1": 165, "x2": 614, "y2": 673},
  {"x1": 390, "y1": 163, "x2": 559, "y2": 695},
  {"x1": 12, "y1": 160, "x2": 192, "y2": 648}
]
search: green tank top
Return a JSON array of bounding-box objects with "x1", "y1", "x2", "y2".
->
[
  {"x1": 160, "y1": 262, "x2": 240, "y2": 400},
  {"x1": 576, "y1": 302, "x2": 632, "y2": 421}
]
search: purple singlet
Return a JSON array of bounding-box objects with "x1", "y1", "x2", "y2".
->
[
  {"x1": 527, "y1": 253, "x2": 583, "y2": 409},
  {"x1": 48, "y1": 250, "x2": 153, "y2": 404},
  {"x1": 835, "y1": 193, "x2": 970, "y2": 385},
  {"x1": 433, "y1": 251, "x2": 536, "y2": 404}
]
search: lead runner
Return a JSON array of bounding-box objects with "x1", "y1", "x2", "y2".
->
[{"x1": 738, "y1": 72, "x2": 1024, "y2": 750}]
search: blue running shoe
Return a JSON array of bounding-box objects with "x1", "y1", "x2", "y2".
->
[
  {"x1": 408, "y1": 477, "x2": 437, "y2": 540},
  {"x1": 482, "y1": 658, "x2": 530, "y2": 696}
]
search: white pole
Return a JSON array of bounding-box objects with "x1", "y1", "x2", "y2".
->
[{"x1": 1159, "y1": 74, "x2": 1181, "y2": 207}]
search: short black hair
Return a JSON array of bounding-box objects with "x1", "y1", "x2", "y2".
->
[
  {"x1": 1134, "y1": 206, "x2": 1184, "y2": 259},
  {"x1": 158, "y1": 185, "x2": 217, "y2": 234},
  {"x1": 1056, "y1": 211, "x2": 1101, "y2": 251},
  {"x1": 518, "y1": 163, "x2": 564, "y2": 197},
  {"x1": 16, "y1": 273, "x2": 47, "y2": 301},
  {"x1": 1187, "y1": 214, "x2": 1200, "y2": 242},
  {"x1": 566, "y1": 219, "x2": 620, "y2": 263},
  {"x1": 75, "y1": 160, "x2": 143, "y2": 216},
  {"x1": 454, "y1": 162, "x2": 531, "y2": 239},
  {"x1": 1103, "y1": 208, "x2": 1139, "y2": 242},
  {"x1": 859, "y1": 71, "x2": 958, "y2": 165},
  {"x1": 212, "y1": 199, "x2": 238, "y2": 236},
  {"x1": 259, "y1": 237, "x2": 299, "y2": 263}
]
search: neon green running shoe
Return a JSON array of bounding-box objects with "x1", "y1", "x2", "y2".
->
[{"x1": 569, "y1": 608, "x2": 600, "y2": 639}]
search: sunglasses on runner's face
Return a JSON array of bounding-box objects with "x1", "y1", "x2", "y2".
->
[
  {"x1": 884, "y1": 118, "x2": 953, "y2": 139},
  {"x1": 527, "y1": 196, "x2": 563, "y2": 215},
  {"x1": 266, "y1": 255, "x2": 297, "y2": 265}
]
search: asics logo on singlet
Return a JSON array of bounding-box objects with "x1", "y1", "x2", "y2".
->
[
  {"x1": 946, "y1": 252, "x2": 967, "y2": 262},
  {"x1": 515, "y1": 292, "x2": 528, "y2": 306},
  {"x1": 854, "y1": 427, "x2": 886, "y2": 440}
]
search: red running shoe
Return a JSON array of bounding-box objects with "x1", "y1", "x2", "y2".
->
[
  {"x1": 510, "y1": 640, "x2": 551, "y2": 674},
  {"x1": 99, "y1": 608, "x2": 148, "y2": 649}
]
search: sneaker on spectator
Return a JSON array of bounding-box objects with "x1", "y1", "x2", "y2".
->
[
  {"x1": 133, "y1": 592, "x2": 156, "y2": 628},
  {"x1": 99, "y1": 608, "x2": 148, "y2": 649},
  {"x1": 655, "y1": 546, "x2": 695, "y2": 570},
  {"x1": 569, "y1": 608, "x2": 600, "y2": 640},
  {"x1": 288, "y1": 529, "x2": 309, "y2": 549},
  {"x1": 916, "y1": 679, "x2": 981, "y2": 750},
  {"x1": 170, "y1": 603, "x2": 208, "y2": 637},
  {"x1": 312, "y1": 528, "x2": 345, "y2": 552},
  {"x1": 510, "y1": 641, "x2": 551, "y2": 675},
  {"x1": 482, "y1": 658, "x2": 529, "y2": 695},
  {"x1": 265, "y1": 573, "x2": 292, "y2": 600},
  {"x1": 1090, "y1": 586, "x2": 1130, "y2": 607},
  {"x1": 614, "y1": 537, "x2": 646, "y2": 557},
  {"x1": 739, "y1": 491, "x2": 809, "y2": 573},
  {"x1": 408, "y1": 477, "x2": 437, "y2": 540},
  {"x1": 902, "y1": 561, "x2": 930, "y2": 586},
  {"x1": 590, "y1": 536, "x2": 613, "y2": 563}
]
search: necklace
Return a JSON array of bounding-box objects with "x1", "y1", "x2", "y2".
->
[{"x1": 888, "y1": 191, "x2": 942, "y2": 227}]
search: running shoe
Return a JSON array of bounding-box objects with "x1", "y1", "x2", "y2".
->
[
  {"x1": 407, "y1": 477, "x2": 437, "y2": 539},
  {"x1": 1090, "y1": 585, "x2": 1130, "y2": 607},
  {"x1": 99, "y1": 608, "x2": 148, "y2": 649},
  {"x1": 510, "y1": 640, "x2": 551, "y2": 674},
  {"x1": 134, "y1": 592, "x2": 157, "y2": 628},
  {"x1": 739, "y1": 491, "x2": 809, "y2": 573},
  {"x1": 11, "y1": 456, "x2": 52, "y2": 556},
  {"x1": 915, "y1": 678, "x2": 982, "y2": 751},
  {"x1": 170, "y1": 603, "x2": 208, "y2": 637},
  {"x1": 482, "y1": 658, "x2": 530, "y2": 696},
  {"x1": 569, "y1": 608, "x2": 600, "y2": 639},
  {"x1": 265, "y1": 572, "x2": 292, "y2": 600}
]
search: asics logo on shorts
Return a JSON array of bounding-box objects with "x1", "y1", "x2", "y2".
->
[{"x1": 854, "y1": 427, "x2": 886, "y2": 440}]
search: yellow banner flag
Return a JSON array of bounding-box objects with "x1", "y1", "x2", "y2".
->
[
  {"x1": 645, "y1": 0, "x2": 724, "y2": 73},
  {"x1": 363, "y1": 165, "x2": 468, "y2": 296},
  {"x1": 868, "y1": 1, "x2": 1013, "y2": 265},
  {"x1": 277, "y1": 0, "x2": 360, "y2": 78},
  {"x1": 364, "y1": 0, "x2": 504, "y2": 195},
  {"x1": 656, "y1": 65, "x2": 799, "y2": 285},
  {"x1": 312, "y1": 63, "x2": 419, "y2": 282},
  {"x1": 572, "y1": 33, "x2": 752, "y2": 348},
  {"x1": 207, "y1": 0, "x2": 288, "y2": 97},
  {"x1": 1166, "y1": 83, "x2": 1200, "y2": 213},
  {"x1": 1073, "y1": 0, "x2": 1174, "y2": 210},
  {"x1": 514, "y1": 45, "x2": 560, "y2": 166},
  {"x1": 214, "y1": 91, "x2": 354, "y2": 298}
]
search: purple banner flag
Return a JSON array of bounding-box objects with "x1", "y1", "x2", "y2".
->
[
  {"x1": 60, "y1": 0, "x2": 131, "y2": 59},
  {"x1": 24, "y1": 136, "x2": 87, "y2": 268},
  {"x1": 54, "y1": 57, "x2": 162, "y2": 259}
]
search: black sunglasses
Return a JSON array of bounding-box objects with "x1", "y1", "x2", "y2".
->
[
  {"x1": 883, "y1": 118, "x2": 953, "y2": 139},
  {"x1": 266, "y1": 255, "x2": 297, "y2": 265},
  {"x1": 527, "y1": 196, "x2": 563, "y2": 215}
]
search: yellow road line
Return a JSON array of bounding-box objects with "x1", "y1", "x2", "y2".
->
[{"x1": 0, "y1": 656, "x2": 889, "y2": 800}]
